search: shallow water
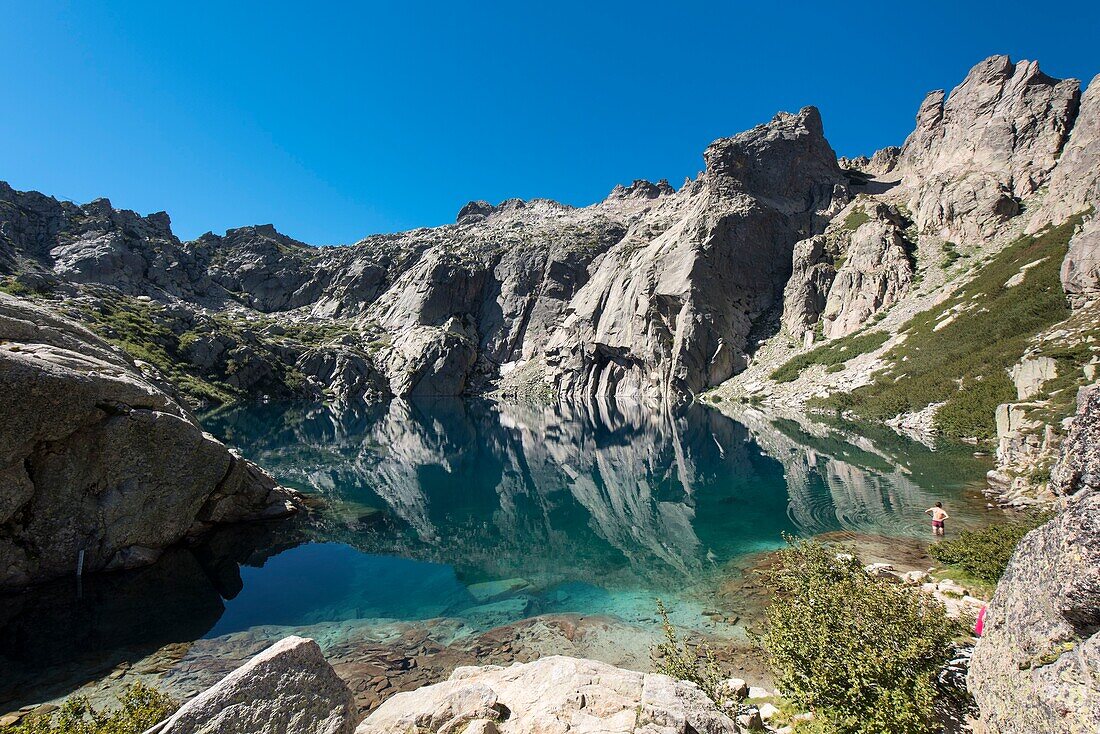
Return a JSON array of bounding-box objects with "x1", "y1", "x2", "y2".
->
[{"x1": 0, "y1": 398, "x2": 993, "y2": 708}]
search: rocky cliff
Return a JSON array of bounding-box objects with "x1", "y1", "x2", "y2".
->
[
  {"x1": 2, "y1": 107, "x2": 846, "y2": 408},
  {"x1": 716, "y1": 56, "x2": 1099, "y2": 504},
  {"x1": 968, "y1": 384, "x2": 1100, "y2": 733},
  {"x1": 0, "y1": 293, "x2": 300, "y2": 588}
]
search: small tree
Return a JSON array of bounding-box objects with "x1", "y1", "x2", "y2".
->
[{"x1": 762, "y1": 538, "x2": 954, "y2": 734}]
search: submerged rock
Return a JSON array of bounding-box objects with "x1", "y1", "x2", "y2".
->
[{"x1": 355, "y1": 655, "x2": 740, "y2": 733}]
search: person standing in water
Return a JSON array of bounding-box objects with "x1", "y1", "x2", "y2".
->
[{"x1": 925, "y1": 502, "x2": 949, "y2": 536}]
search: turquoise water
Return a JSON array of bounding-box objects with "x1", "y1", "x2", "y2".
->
[
  {"x1": 0, "y1": 398, "x2": 993, "y2": 706},
  {"x1": 196, "y1": 398, "x2": 991, "y2": 636}
]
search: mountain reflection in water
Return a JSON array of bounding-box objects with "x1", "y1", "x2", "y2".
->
[{"x1": 0, "y1": 398, "x2": 990, "y2": 709}]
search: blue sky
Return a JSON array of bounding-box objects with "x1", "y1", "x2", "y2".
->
[{"x1": 2, "y1": 2, "x2": 1097, "y2": 244}]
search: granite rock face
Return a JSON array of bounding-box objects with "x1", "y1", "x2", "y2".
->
[
  {"x1": 544, "y1": 107, "x2": 847, "y2": 403},
  {"x1": 969, "y1": 385, "x2": 1100, "y2": 733},
  {"x1": 150, "y1": 636, "x2": 356, "y2": 734},
  {"x1": 0, "y1": 107, "x2": 845, "y2": 407},
  {"x1": 781, "y1": 200, "x2": 913, "y2": 340},
  {"x1": 0, "y1": 294, "x2": 298, "y2": 588},
  {"x1": 897, "y1": 56, "x2": 1080, "y2": 243},
  {"x1": 820, "y1": 203, "x2": 913, "y2": 339},
  {"x1": 1031, "y1": 74, "x2": 1100, "y2": 232},
  {"x1": 355, "y1": 655, "x2": 740, "y2": 734}
]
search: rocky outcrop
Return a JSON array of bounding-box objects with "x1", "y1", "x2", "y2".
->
[
  {"x1": 0, "y1": 294, "x2": 299, "y2": 588},
  {"x1": 820, "y1": 204, "x2": 913, "y2": 338},
  {"x1": 355, "y1": 655, "x2": 739, "y2": 734},
  {"x1": 543, "y1": 108, "x2": 847, "y2": 403},
  {"x1": 1061, "y1": 217, "x2": 1100, "y2": 307},
  {"x1": 897, "y1": 56, "x2": 1080, "y2": 242},
  {"x1": 1030, "y1": 74, "x2": 1100, "y2": 232},
  {"x1": 780, "y1": 199, "x2": 912, "y2": 341},
  {"x1": 969, "y1": 385, "x2": 1100, "y2": 733},
  {"x1": 149, "y1": 636, "x2": 357, "y2": 734}
]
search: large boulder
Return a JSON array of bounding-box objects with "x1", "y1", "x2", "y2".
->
[
  {"x1": 148, "y1": 636, "x2": 356, "y2": 734},
  {"x1": 355, "y1": 655, "x2": 739, "y2": 734},
  {"x1": 0, "y1": 294, "x2": 298, "y2": 588},
  {"x1": 968, "y1": 385, "x2": 1100, "y2": 733}
]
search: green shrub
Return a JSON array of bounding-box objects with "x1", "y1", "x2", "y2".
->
[
  {"x1": 929, "y1": 513, "x2": 1052, "y2": 583},
  {"x1": 771, "y1": 330, "x2": 889, "y2": 383},
  {"x1": 842, "y1": 208, "x2": 871, "y2": 231},
  {"x1": 940, "y1": 241, "x2": 962, "y2": 268},
  {"x1": 823, "y1": 216, "x2": 1081, "y2": 439},
  {"x1": 653, "y1": 598, "x2": 726, "y2": 704},
  {"x1": 7, "y1": 682, "x2": 176, "y2": 734},
  {"x1": 763, "y1": 538, "x2": 954, "y2": 734}
]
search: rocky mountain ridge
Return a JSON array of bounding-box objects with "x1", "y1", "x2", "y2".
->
[{"x1": 2, "y1": 55, "x2": 1098, "y2": 505}]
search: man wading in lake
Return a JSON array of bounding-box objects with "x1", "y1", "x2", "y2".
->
[{"x1": 925, "y1": 502, "x2": 949, "y2": 536}]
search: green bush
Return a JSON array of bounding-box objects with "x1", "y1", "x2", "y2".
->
[
  {"x1": 763, "y1": 538, "x2": 954, "y2": 734},
  {"x1": 7, "y1": 682, "x2": 176, "y2": 734},
  {"x1": 929, "y1": 513, "x2": 1052, "y2": 583},
  {"x1": 653, "y1": 598, "x2": 726, "y2": 704},
  {"x1": 772, "y1": 331, "x2": 889, "y2": 383}
]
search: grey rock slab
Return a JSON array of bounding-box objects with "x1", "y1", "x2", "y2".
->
[{"x1": 148, "y1": 636, "x2": 356, "y2": 734}]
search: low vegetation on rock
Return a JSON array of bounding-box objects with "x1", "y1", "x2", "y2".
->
[
  {"x1": 930, "y1": 512, "x2": 1052, "y2": 584},
  {"x1": 4, "y1": 683, "x2": 176, "y2": 734},
  {"x1": 771, "y1": 330, "x2": 889, "y2": 383},
  {"x1": 762, "y1": 538, "x2": 956, "y2": 734},
  {"x1": 821, "y1": 216, "x2": 1080, "y2": 440},
  {"x1": 652, "y1": 598, "x2": 727, "y2": 704}
]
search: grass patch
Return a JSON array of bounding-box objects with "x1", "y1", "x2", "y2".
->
[
  {"x1": 771, "y1": 330, "x2": 889, "y2": 383},
  {"x1": 821, "y1": 216, "x2": 1081, "y2": 440},
  {"x1": 929, "y1": 512, "x2": 1052, "y2": 584},
  {"x1": 842, "y1": 207, "x2": 871, "y2": 231}
]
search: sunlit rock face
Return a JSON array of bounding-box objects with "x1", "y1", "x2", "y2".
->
[
  {"x1": 1, "y1": 105, "x2": 846, "y2": 407},
  {"x1": 895, "y1": 55, "x2": 1080, "y2": 243},
  {"x1": 0, "y1": 294, "x2": 298, "y2": 589},
  {"x1": 543, "y1": 107, "x2": 848, "y2": 404}
]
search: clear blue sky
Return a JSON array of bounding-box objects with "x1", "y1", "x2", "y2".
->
[{"x1": 2, "y1": 1, "x2": 1097, "y2": 244}]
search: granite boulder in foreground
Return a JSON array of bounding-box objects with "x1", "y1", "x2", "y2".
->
[
  {"x1": 146, "y1": 636, "x2": 356, "y2": 734},
  {"x1": 968, "y1": 384, "x2": 1100, "y2": 733},
  {"x1": 0, "y1": 293, "x2": 300, "y2": 588},
  {"x1": 355, "y1": 655, "x2": 740, "y2": 734}
]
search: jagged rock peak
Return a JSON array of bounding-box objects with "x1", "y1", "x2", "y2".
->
[
  {"x1": 839, "y1": 147, "x2": 901, "y2": 177},
  {"x1": 899, "y1": 55, "x2": 1081, "y2": 198},
  {"x1": 703, "y1": 105, "x2": 843, "y2": 207},
  {"x1": 456, "y1": 199, "x2": 495, "y2": 224},
  {"x1": 607, "y1": 178, "x2": 675, "y2": 200}
]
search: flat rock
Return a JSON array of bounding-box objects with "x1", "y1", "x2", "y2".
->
[{"x1": 355, "y1": 655, "x2": 740, "y2": 733}]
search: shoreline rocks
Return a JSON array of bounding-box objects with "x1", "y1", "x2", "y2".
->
[
  {"x1": 968, "y1": 385, "x2": 1100, "y2": 733},
  {"x1": 0, "y1": 294, "x2": 301, "y2": 589}
]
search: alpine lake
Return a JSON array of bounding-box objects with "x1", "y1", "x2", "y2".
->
[{"x1": 0, "y1": 398, "x2": 995, "y2": 713}]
